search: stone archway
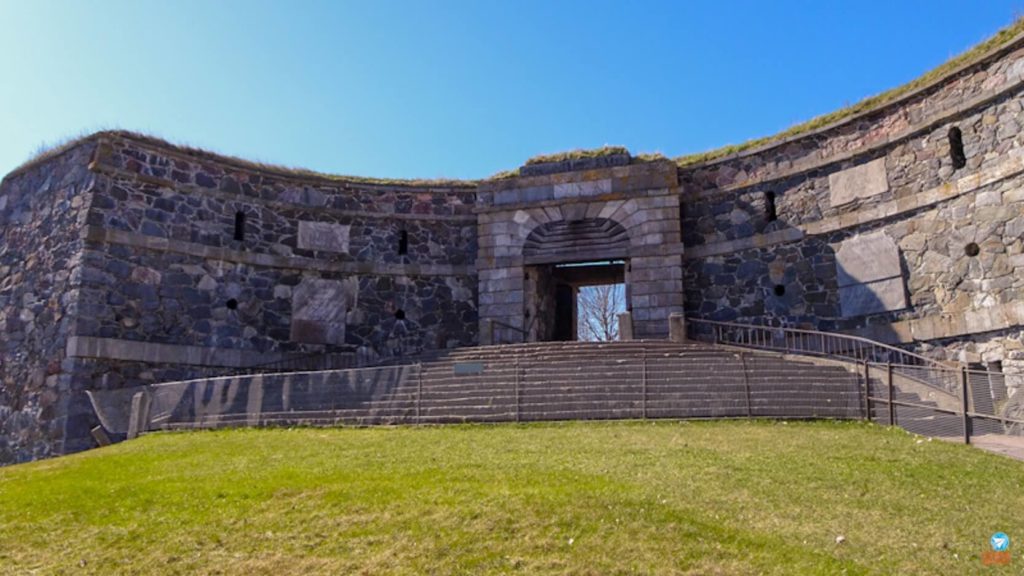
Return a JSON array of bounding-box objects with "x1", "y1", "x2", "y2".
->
[
  {"x1": 522, "y1": 218, "x2": 630, "y2": 265},
  {"x1": 521, "y1": 218, "x2": 631, "y2": 342}
]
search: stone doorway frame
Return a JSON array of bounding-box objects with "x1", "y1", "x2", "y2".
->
[{"x1": 476, "y1": 160, "x2": 685, "y2": 344}]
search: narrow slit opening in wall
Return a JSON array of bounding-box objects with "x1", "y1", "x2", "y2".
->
[
  {"x1": 234, "y1": 211, "x2": 246, "y2": 241},
  {"x1": 948, "y1": 126, "x2": 966, "y2": 170},
  {"x1": 398, "y1": 230, "x2": 408, "y2": 255},
  {"x1": 765, "y1": 191, "x2": 778, "y2": 222}
]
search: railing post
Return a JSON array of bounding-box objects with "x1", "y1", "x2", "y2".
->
[
  {"x1": 618, "y1": 312, "x2": 634, "y2": 341},
  {"x1": 886, "y1": 361, "x2": 895, "y2": 426},
  {"x1": 960, "y1": 366, "x2": 971, "y2": 444},
  {"x1": 481, "y1": 319, "x2": 495, "y2": 346},
  {"x1": 641, "y1": 349, "x2": 648, "y2": 419},
  {"x1": 669, "y1": 313, "x2": 686, "y2": 343}
]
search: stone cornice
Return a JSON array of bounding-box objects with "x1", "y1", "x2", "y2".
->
[
  {"x1": 66, "y1": 335, "x2": 284, "y2": 367},
  {"x1": 851, "y1": 300, "x2": 1024, "y2": 345},
  {"x1": 82, "y1": 226, "x2": 477, "y2": 277},
  {"x1": 683, "y1": 146, "x2": 1024, "y2": 259},
  {"x1": 687, "y1": 62, "x2": 1024, "y2": 197}
]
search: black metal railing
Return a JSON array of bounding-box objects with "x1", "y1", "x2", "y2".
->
[
  {"x1": 488, "y1": 318, "x2": 535, "y2": 345},
  {"x1": 687, "y1": 317, "x2": 1024, "y2": 443},
  {"x1": 687, "y1": 318, "x2": 960, "y2": 394}
]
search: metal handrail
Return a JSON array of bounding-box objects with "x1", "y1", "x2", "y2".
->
[
  {"x1": 687, "y1": 318, "x2": 955, "y2": 368},
  {"x1": 686, "y1": 317, "x2": 963, "y2": 396},
  {"x1": 490, "y1": 317, "x2": 537, "y2": 344}
]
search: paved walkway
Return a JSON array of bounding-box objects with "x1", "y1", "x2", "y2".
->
[{"x1": 969, "y1": 434, "x2": 1024, "y2": 461}]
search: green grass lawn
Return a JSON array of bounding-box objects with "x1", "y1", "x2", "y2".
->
[{"x1": 1, "y1": 420, "x2": 1021, "y2": 575}]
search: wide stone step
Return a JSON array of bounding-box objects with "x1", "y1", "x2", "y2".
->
[{"x1": 133, "y1": 340, "x2": 874, "y2": 434}]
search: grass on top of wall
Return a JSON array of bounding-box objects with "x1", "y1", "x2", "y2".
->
[
  {"x1": 673, "y1": 16, "x2": 1024, "y2": 168},
  {"x1": 6, "y1": 129, "x2": 479, "y2": 189},
  {"x1": 0, "y1": 420, "x2": 1021, "y2": 575}
]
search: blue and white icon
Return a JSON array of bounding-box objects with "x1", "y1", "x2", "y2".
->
[{"x1": 991, "y1": 532, "x2": 1010, "y2": 552}]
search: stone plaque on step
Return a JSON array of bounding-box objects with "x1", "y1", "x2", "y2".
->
[
  {"x1": 453, "y1": 362, "x2": 485, "y2": 375},
  {"x1": 298, "y1": 221, "x2": 351, "y2": 254}
]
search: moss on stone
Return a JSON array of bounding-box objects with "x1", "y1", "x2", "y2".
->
[{"x1": 523, "y1": 145, "x2": 630, "y2": 166}]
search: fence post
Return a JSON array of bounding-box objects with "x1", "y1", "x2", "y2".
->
[
  {"x1": 887, "y1": 361, "x2": 895, "y2": 426},
  {"x1": 862, "y1": 361, "x2": 871, "y2": 420},
  {"x1": 960, "y1": 366, "x2": 971, "y2": 444},
  {"x1": 416, "y1": 363, "x2": 423, "y2": 424},
  {"x1": 739, "y1": 353, "x2": 752, "y2": 417},
  {"x1": 641, "y1": 349, "x2": 648, "y2": 419},
  {"x1": 514, "y1": 358, "x2": 521, "y2": 423},
  {"x1": 127, "y1": 389, "x2": 152, "y2": 440}
]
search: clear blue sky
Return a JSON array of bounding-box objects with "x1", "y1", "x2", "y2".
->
[{"x1": 2, "y1": 1, "x2": 1022, "y2": 180}]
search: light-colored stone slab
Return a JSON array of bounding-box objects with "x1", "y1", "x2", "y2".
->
[
  {"x1": 453, "y1": 362, "x2": 485, "y2": 375},
  {"x1": 553, "y1": 178, "x2": 612, "y2": 200},
  {"x1": 834, "y1": 231, "x2": 902, "y2": 287},
  {"x1": 297, "y1": 221, "x2": 351, "y2": 254},
  {"x1": 829, "y1": 158, "x2": 888, "y2": 207},
  {"x1": 290, "y1": 277, "x2": 358, "y2": 345},
  {"x1": 839, "y1": 277, "x2": 907, "y2": 317}
]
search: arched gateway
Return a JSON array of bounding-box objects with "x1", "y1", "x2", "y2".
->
[{"x1": 476, "y1": 157, "x2": 686, "y2": 344}]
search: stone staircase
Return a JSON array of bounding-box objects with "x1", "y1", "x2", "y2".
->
[{"x1": 111, "y1": 340, "x2": 866, "y2": 432}]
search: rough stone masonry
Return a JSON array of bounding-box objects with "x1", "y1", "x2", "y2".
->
[{"x1": 5, "y1": 27, "x2": 1024, "y2": 463}]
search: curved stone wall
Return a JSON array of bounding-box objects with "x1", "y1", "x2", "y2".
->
[
  {"x1": 679, "y1": 33, "x2": 1024, "y2": 393},
  {"x1": 0, "y1": 134, "x2": 483, "y2": 463}
]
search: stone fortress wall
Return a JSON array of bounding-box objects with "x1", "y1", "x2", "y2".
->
[
  {"x1": 4, "y1": 25, "x2": 1024, "y2": 463},
  {"x1": 1, "y1": 135, "x2": 480, "y2": 463},
  {"x1": 679, "y1": 32, "x2": 1024, "y2": 375}
]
